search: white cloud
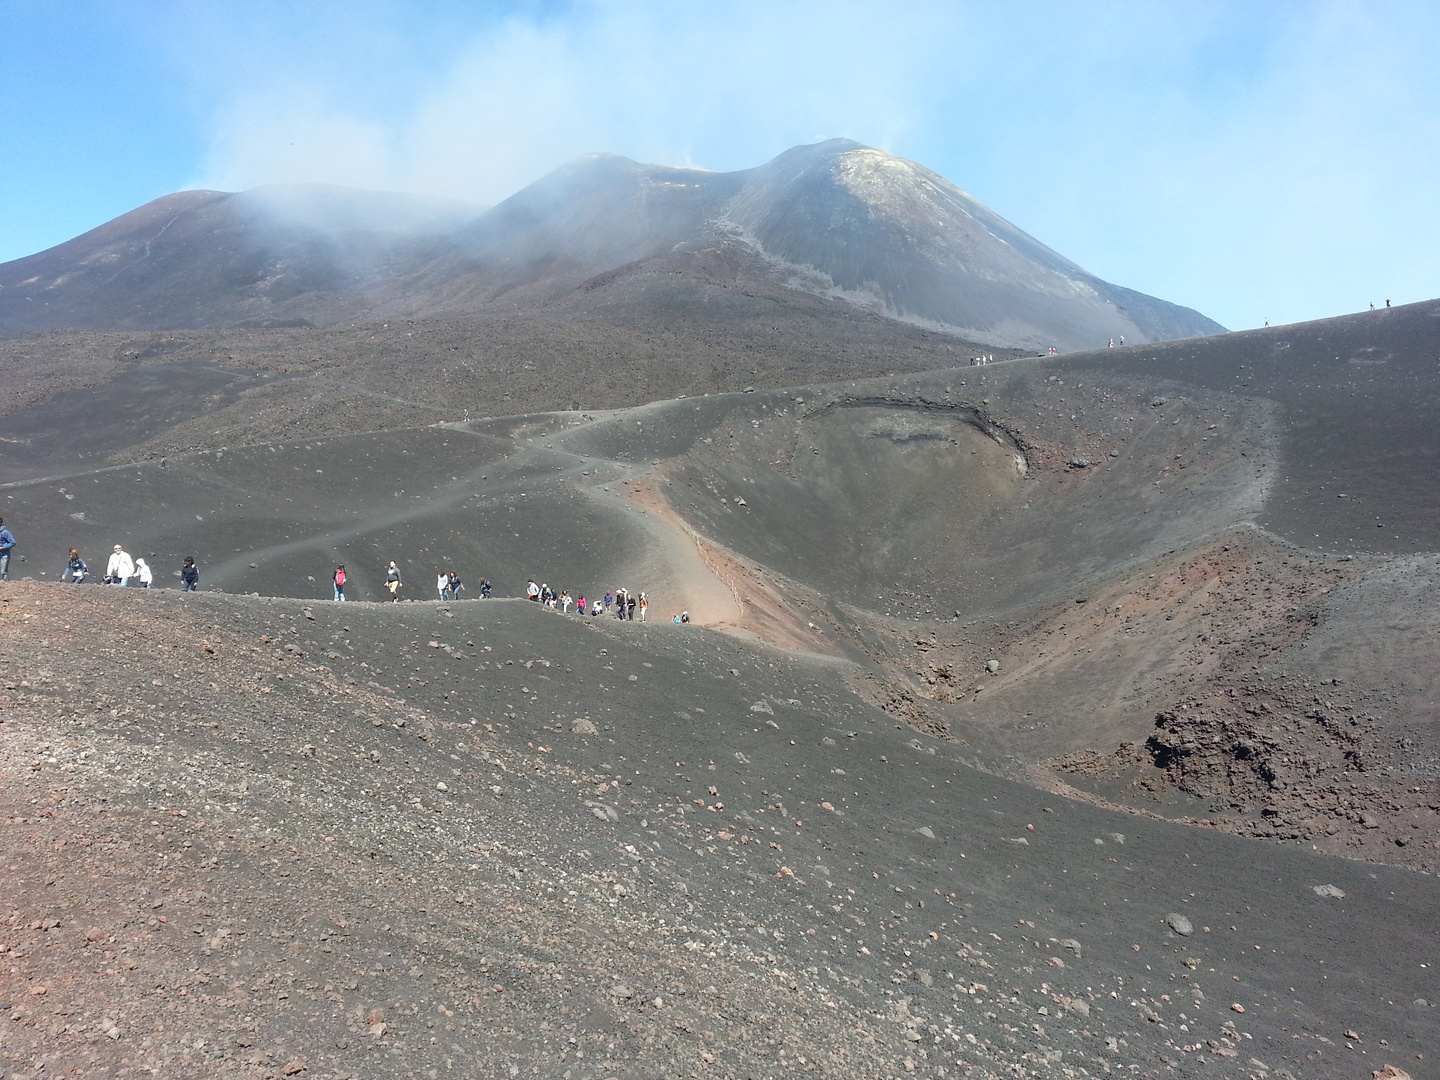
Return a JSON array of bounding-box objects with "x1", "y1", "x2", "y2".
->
[{"x1": 183, "y1": 0, "x2": 1440, "y2": 326}]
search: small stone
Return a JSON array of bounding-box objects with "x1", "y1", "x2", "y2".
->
[
  {"x1": 1345, "y1": 1030, "x2": 1361, "y2": 1041},
  {"x1": 282, "y1": 1062, "x2": 306, "y2": 1076},
  {"x1": 915, "y1": 826, "x2": 935, "y2": 839},
  {"x1": 571, "y1": 718, "x2": 598, "y2": 735},
  {"x1": 1166, "y1": 913, "x2": 1194, "y2": 936},
  {"x1": 436, "y1": 782, "x2": 448, "y2": 792},
  {"x1": 1312, "y1": 884, "x2": 1346, "y2": 899},
  {"x1": 985, "y1": 659, "x2": 1000, "y2": 673},
  {"x1": 750, "y1": 700, "x2": 774, "y2": 714},
  {"x1": 1231, "y1": 1003, "x2": 1246, "y2": 1013}
]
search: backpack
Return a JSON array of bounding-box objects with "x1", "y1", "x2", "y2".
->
[{"x1": 335, "y1": 569, "x2": 346, "y2": 586}]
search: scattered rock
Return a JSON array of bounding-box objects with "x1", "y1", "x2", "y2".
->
[
  {"x1": 1165, "y1": 913, "x2": 1194, "y2": 936},
  {"x1": 985, "y1": 659, "x2": 1000, "y2": 674},
  {"x1": 749, "y1": 700, "x2": 774, "y2": 714},
  {"x1": 1312, "y1": 884, "x2": 1346, "y2": 899},
  {"x1": 915, "y1": 826, "x2": 935, "y2": 839},
  {"x1": 571, "y1": 718, "x2": 598, "y2": 735}
]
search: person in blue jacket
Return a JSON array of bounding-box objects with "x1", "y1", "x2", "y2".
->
[{"x1": 0, "y1": 518, "x2": 15, "y2": 581}]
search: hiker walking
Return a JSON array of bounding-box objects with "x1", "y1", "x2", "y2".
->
[
  {"x1": 332, "y1": 564, "x2": 347, "y2": 600},
  {"x1": 626, "y1": 592, "x2": 637, "y2": 620},
  {"x1": 0, "y1": 518, "x2": 15, "y2": 581},
  {"x1": 638, "y1": 592, "x2": 648, "y2": 621},
  {"x1": 181, "y1": 557, "x2": 200, "y2": 592},
  {"x1": 106, "y1": 545, "x2": 134, "y2": 586},
  {"x1": 64, "y1": 549, "x2": 87, "y2": 583},
  {"x1": 385, "y1": 561, "x2": 403, "y2": 601},
  {"x1": 437, "y1": 571, "x2": 450, "y2": 601},
  {"x1": 526, "y1": 579, "x2": 540, "y2": 602},
  {"x1": 448, "y1": 571, "x2": 464, "y2": 599},
  {"x1": 135, "y1": 558, "x2": 153, "y2": 589}
]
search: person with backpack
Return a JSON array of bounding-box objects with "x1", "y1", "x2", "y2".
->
[
  {"x1": 64, "y1": 549, "x2": 87, "y2": 583},
  {"x1": 105, "y1": 545, "x2": 134, "y2": 586},
  {"x1": 0, "y1": 518, "x2": 15, "y2": 581},
  {"x1": 180, "y1": 557, "x2": 200, "y2": 591},
  {"x1": 332, "y1": 564, "x2": 347, "y2": 600}
]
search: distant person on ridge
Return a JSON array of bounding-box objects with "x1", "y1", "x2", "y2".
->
[
  {"x1": 449, "y1": 571, "x2": 464, "y2": 599},
  {"x1": 65, "y1": 549, "x2": 87, "y2": 583},
  {"x1": 135, "y1": 558, "x2": 153, "y2": 589},
  {"x1": 106, "y1": 545, "x2": 134, "y2": 586},
  {"x1": 0, "y1": 518, "x2": 15, "y2": 581},
  {"x1": 332, "y1": 564, "x2": 346, "y2": 600},
  {"x1": 527, "y1": 579, "x2": 539, "y2": 602},
  {"x1": 180, "y1": 557, "x2": 200, "y2": 591},
  {"x1": 437, "y1": 571, "x2": 450, "y2": 601},
  {"x1": 479, "y1": 577, "x2": 491, "y2": 599},
  {"x1": 627, "y1": 592, "x2": 637, "y2": 620},
  {"x1": 638, "y1": 592, "x2": 648, "y2": 621},
  {"x1": 385, "y1": 561, "x2": 403, "y2": 600}
]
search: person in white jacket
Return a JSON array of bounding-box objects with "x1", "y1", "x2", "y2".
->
[
  {"x1": 106, "y1": 545, "x2": 134, "y2": 586},
  {"x1": 135, "y1": 558, "x2": 153, "y2": 588}
]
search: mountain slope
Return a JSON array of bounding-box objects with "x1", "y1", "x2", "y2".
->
[
  {"x1": 0, "y1": 185, "x2": 482, "y2": 332},
  {"x1": 0, "y1": 142, "x2": 1222, "y2": 350}
]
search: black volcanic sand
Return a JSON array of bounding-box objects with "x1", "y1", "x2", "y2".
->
[
  {"x1": 2, "y1": 308, "x2": 1438, "y2": 872},
  {"x1": 1, "y1": 302, "x2": 1438, "y2": 1077},
  {"x1": 3, "y1": 583, "x2": 1435, "y2": 1079}
]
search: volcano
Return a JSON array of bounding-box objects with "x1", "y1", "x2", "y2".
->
[
  {"x1": 0, "y1": 140, "x2": 1435, "y2": 1080},
  {"x1": 0, "y1": 140, "x2": 1221, "y2": 350}
]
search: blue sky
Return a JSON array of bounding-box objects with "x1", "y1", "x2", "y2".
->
[{"x1": 2, "y1": 0, "x2": 1436, "y2": 330}]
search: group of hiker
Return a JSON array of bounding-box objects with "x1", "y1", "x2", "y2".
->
[
  {"x1": 524, "y1": 581, "x2": 653, "y2": 620},
  {"x1": 6, "y1": 535, "x2": 200, "y2": 591},
  {"x1": 0, "y1": 518, "x2": 686, "y2": 621}
]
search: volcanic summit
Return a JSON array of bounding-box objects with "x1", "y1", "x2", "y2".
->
[{"x1": 0, "y1": 140, "x2": 1222, "y2": 351}]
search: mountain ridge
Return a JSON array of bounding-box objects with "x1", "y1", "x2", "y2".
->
[{"x1": 0, "y1": 140, "x2": 1223, "y2": 349}]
